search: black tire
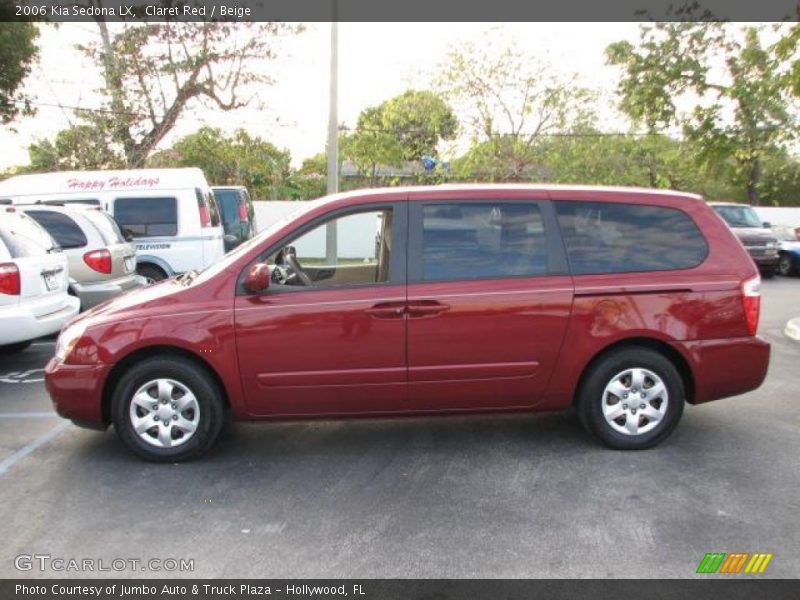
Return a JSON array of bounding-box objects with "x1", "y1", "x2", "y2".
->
[
  {"x1": 577, "y1": 347, "x2": 685, "y2": 450},
  {"x1": 778, "y1": 254, "x2": 794, "y2": 277},
  {"x1": 111, "y1": 356, "x2": 225, "y2": 462},
  {"x1": 137, "y1": 263, "x2": 168, "y2": 284},
  {"x1": 760, "y1": 267, "x2": 777, "y2": 279},
  {"x1": 0, "y1": 341, "x2": 32, "y2": 354}
]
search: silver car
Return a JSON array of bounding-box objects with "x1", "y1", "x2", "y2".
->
[{"x1": 18, "y1": 204, "x2": 144, "y2": 310}]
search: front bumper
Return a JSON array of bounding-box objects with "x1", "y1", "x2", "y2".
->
[
  {"x1": 71, "y1": 274, "x2": 146, "y2": 310},
  {"x1": 45, "y1": 357, "x2": 111, "y2": 429},
  {"x1": 0, "y1": 297, "x2": 80, "y2": 345},
  {"x1": 671, "y1": 336, "x2": 770, "y2": 404},
  {"x1": 748, "y1": 252, "x2": 780, "y2": 269}
]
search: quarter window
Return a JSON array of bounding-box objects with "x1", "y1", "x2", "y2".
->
[
  {"x1": 25, "y1": 210, "x2": 88, "y2": 249},
  {"x1": 114, "y1": 197, "x2": 178, "y2": 238},
  {"x1": 420, "y1": 202, "x2": 548, "y2": 281},
  {"x1": 555, "y1": 200, "x2": 708, "y2": 274}
]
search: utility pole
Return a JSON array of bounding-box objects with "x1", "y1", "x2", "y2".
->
[{"x1": 325, "y1": 12, "x2": 339, "y2": 264}]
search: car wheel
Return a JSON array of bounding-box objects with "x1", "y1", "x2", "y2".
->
[
  {"x1": 577, "y1": 347, "x2": 685, "y2": 450},
  {"x1": 0, "y1": 341, "x2": 32, "y2": 354},
  {"x1": 778, "y1": 254, "x2": 794, "y2": 277},
  {"x1": 137, "y1": 264, "x2": 167, "y2": 284},
  {"x1": 112, "y1": 356, "x2": 225, "y2": 462}
]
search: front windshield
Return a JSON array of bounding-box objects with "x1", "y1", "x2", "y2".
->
[
  {"x1": 188, "y1": 199, "x2": 326, "y2": 285},
  {"x1": 713, "y1": 205, "x2": 762, "y2": 228}
]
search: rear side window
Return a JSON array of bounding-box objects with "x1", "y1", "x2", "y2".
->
[
  {"x1": 82, "y1": 210, "x2": 126, "y2": 245},
  {"x1": 0, "y1": 215, "x2": 57, "y2": 257},
  {"x1": 420, "y1": 202, "x2": 548, "y2": 281},
  {"x1": 114, "y1": 197, "x2": 177, "y2": 238},
  {"x1": 214, "y1": 189, "x2": 240, "y2": 232},
  {"x1": 26, "y1": 210, "x2": 88, "y2": 249},
  {"x1": 555, "y1": 201, "x2": 708, "y2": 275}
]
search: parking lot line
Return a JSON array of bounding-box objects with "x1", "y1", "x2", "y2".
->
[
  {"x1": 0, "y1": 412, "x2": 57, "y2": 419},
  {"x1": 0, "y1": 421, "x2": 68, "y2": 477}
]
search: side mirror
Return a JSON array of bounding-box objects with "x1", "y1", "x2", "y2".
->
[
  {"x1": 762, "y1": 222, "x2": 772, "y2": 229},
  {"x1": 243, "y1": 262, "x2": 270, "y2": 294}
]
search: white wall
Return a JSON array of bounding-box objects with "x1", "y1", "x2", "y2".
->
[{"x1": 753, "y1": 207, "x2": 800, "y2": 227}]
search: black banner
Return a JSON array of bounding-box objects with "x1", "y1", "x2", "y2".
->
[
  {"x1": 3, "y1": 579, "x2": 800, "y2": 600},
  {"x1": 4, "y1": 0, "x2": 800, "y2": 23}
]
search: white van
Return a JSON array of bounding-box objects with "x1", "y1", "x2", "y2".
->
[{"x1": 0, "y1": 169, "x2": 226, "y2": 282}]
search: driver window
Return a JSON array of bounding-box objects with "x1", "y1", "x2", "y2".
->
[{"x1": 268, "y1": 209, "x2": 393, "y2": 289}]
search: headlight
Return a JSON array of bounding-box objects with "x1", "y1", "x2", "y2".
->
[{"x1": 55, "y1": 321, "x2": 88, "y2": 362}]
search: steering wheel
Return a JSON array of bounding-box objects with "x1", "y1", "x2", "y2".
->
[{"x1": 282, "y1": 246, "x2": 313, "y2": 286}]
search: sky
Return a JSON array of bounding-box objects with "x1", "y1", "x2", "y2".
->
[{"x1": 1, "y1": 22, "x2": 646, "y2": 170}]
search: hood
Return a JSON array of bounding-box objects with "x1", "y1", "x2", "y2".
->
[
  {"x1": 73, "y1": 278, "x2": 191, "y2": 326},
  {"x1": 729, "y1": 227, "x2": 777, "y2": 242}
]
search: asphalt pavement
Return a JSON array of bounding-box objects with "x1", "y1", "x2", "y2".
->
[{"x1": 0, "y1": 278, "x2": 798, "y2": 579}]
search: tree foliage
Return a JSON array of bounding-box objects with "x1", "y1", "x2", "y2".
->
[
  {"x1": 147, "y1": 127, "x2": 293, "y2": 199},
  {"x1": 0, "y1": 22, "x2": 39, "y2": 125},
  {"x1": 607, "y1": 23, "x2": 799, "y2": 205}
]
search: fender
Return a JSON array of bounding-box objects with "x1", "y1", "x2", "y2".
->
[{"x1": 135, "y1": 254, "x2": 175, "y2": 276}]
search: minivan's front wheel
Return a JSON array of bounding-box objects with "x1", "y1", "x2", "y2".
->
[
  {"x1": 112, "y1": 356, "x2": 224, "y2": 461},
  {"x1": 577, "y1": 348, "x2": 684, "y2": 450}
]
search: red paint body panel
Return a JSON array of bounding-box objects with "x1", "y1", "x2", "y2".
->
[{"x1": 44, "y1": 185, "x2": 770, "y2": 430}]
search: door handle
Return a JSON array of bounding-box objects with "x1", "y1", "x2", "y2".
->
[
  {"x1": 365, "y1": 302, "x2": 406, "y2": 318},
  {"x1": 407, "y1": 300, "x2": 450, "y2": 317}
]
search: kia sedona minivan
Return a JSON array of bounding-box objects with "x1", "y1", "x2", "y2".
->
[
  {"x1": 0, "y1": 168, "x2": 225, "y2": 283},
  {"x1": 45, "y1": 185, "x2": 770, "y2": 461}
]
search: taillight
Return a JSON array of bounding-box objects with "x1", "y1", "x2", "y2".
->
[
  {"x1": 0, "y1": 263, "x2": 20, "y2": 295},
  {"x1": 741, "y1": 274, "x2": 761, "y2": 336},
  {"x1": 83, "y1": 249, "x2": 112, "y2": 274},
  {"x1": 238, "y1": 202, "x2": 249, "y2": 221}
]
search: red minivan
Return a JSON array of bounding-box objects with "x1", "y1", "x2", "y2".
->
[{"x1": 45, "y1": 185, "x2": 770, "y2": 461}]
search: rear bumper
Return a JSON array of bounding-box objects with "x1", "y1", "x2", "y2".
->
[
  {"x1": 45, "y1": 357, "x2": 111, "y2": 429},
  {"x1": 671, "y1": 336, "x2": 770, "y2": 404},
  {"x1": 0, "y1": 297, "x2": 80, "y2": 345},
  {"x1": 71, "y1": 274, "x2": 146, "y2": 310}
]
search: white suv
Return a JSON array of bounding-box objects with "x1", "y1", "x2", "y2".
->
[{"x1": 0, "y1": 209, "x2": 80, "y2": 353}]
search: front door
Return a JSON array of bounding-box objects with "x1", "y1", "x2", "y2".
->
[
  {"x1": 234, "y1": 202, "x2": 408, "y2": 416},
  {"x1": 405, "y1": 196, "x2": 574, "y2": 411}
]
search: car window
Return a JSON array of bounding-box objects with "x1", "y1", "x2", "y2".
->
[
  {"x1": 555, "y1": 201, "x2": 708, "y2": 275},
  {"x1": 82, "y1": 210, "x2": 126, "y2": 245},
  {"x1": 114, "y1": 197, "x2": 178, "y2": 238},
  {"x1": 214, "y1": 190, "x2": 240, "y2": 234},
  {"x1": 420, "y1": 202, "x2": 548, "y2": 281},
  {"x1": 267, "y1": 209, "x2": 393, "y2": 289},
  {"x1": 25, "y1": 210, "x2": 88, "y2": 249},
  {"x1": 713, "y1": 205, "x2": 762, "y2": 228},
  {"x1": 0, "y1": 214, "x2": 58, "y2": 258}
]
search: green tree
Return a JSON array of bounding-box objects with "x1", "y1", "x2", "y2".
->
[
  {"x1": 147, "y1": 127, "x2": 293, "y2": 199},
  {"x1": 436, "y1": 39, "x2": 595, "y2": 181},
  {"x1": 28, "y1": 116, "x2": 123, "y2": 170},
  {"x1": 607, "y1": 23, "x2": 799, "y2": 205},
  {"x1": 342, "y1": 90, "x2": 457, "y2": 184},
  {"x1": 0, "y1": 22, "x2": 39, "y2": 125}
]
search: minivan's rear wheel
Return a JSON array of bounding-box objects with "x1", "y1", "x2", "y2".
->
[
  {"x1": 577, "y1": 347, "x2": 684, "y2": 450},
  {"x1": 112, "y1": 356, "x2": 224, "y2": 462}
]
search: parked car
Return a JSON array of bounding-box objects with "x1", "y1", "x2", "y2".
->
[
  {"x1": 709, "y1": 202, "x2": 780, "y2": 277},
  {"x1": 772, "y1": 224, "x2": 800, "y2": 276},
  {"x1": 17, "y1": 204, "x2": 144, "y2": 310},
  {"x1": 0, "y1": 208, "x2": 79, "y2": 353},
  {"x1": 212, "y1": 186, "x2": 257, "y2": 252},
  {"x1": 46, "y1": 185, "x2": 770, "y2": 461},
  {"x1": 0, "y1": 168, "x2": 225, "y2": 283}
]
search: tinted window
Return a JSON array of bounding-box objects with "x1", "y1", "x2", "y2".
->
[
  {"x1": 213, "y1": 189, "x2": 241, "y2": 233},
  {"x1": 82, "y1": 210, "x2": 126, "y2": 245},
  {"x1": 421, "y1": 202, "x2": 547, "y2": 281},
  {"x1": 114, "y1": 197, "x2": 177, "y2": 238},
  {"x1": 0, "y1": 214, "x2": 58, "y2": 258},
  {"x1": 555, "y1": 201, "x2": 708, "y2": 275},
  {"x1": 26, "y1": 210, "x2": 88, "y2": 249}
]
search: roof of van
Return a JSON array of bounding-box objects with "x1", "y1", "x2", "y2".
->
[{"x1": 0, "y1": 168, "x2": 209, "y2": 197}]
